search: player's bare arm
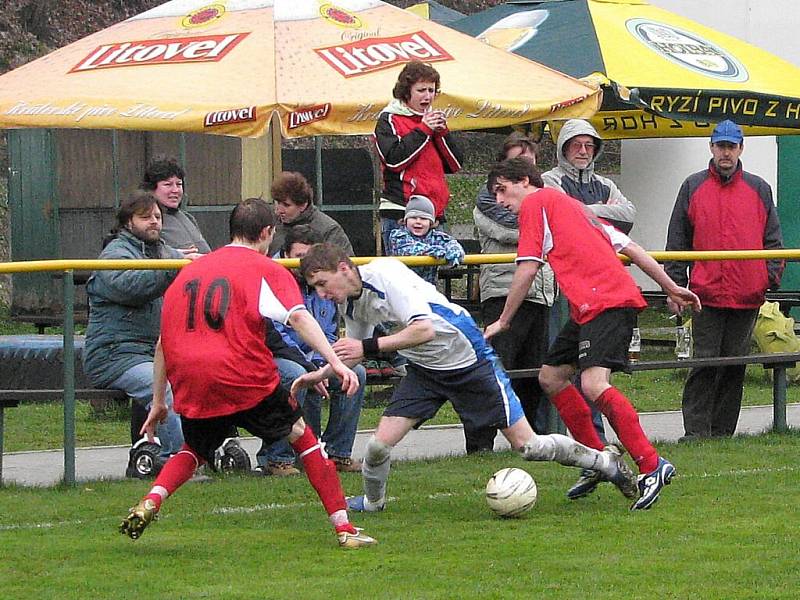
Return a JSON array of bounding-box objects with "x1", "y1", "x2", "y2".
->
[
  {"x1": 332, "y1": 319, "x2": 435, "y2": 364},
  {"x1": 142, "y1": 338, "x2": 169, "y2": 441},
  {"x1": 484, "y1": 260, "x2": 541, "y2": 339},
  {"x1": 289, "y1": 309, "x2": 359, "y2": 396},
  {"x1": 621, "y1": 241, "x2": 702, "y2": 313}
]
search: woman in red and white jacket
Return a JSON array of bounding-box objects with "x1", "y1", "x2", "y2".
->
[{"x1": 373, "y1": 60, "x2": 464, "y2": 254}]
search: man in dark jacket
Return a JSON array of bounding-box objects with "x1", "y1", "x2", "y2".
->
[
  {"x1": 665, "y1": 120, "x2": 784, "y2": 439},
  {"x1": 83, "y1": 191, "x2": 192, "y2": 468}
]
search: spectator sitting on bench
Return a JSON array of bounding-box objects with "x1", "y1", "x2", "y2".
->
[
  {"x1": 83, "y1": 191, "x2": 200, "y2": 478},
  {"x1": 388, "y1": 194, "x2": 465, "y2": 286}
]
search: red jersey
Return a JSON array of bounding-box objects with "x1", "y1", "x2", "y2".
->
[
  {"x1": 161, "y1": 245, "x2": 305, "y2": 418},
  {"x1": 516, "y1": 188, "x2": 646, "y2": 324}
]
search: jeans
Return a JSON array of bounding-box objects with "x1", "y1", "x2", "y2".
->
[
  {"x1": 304, "y1": 364, "x2": 366, "y2": 459},
  {"x1": 111, "y1": 362, "x2": 183, "y2": 457},
  {"x1": 256, "y1": 358, "x2": 309, "y2": 466}
]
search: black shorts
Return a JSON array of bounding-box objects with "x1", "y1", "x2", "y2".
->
[
  {"x1": 383, "y1": 359, "x2": 524, "y2": 432},
  {"x1": 180, "y1": 385, "x2": 303, "y2": 464},
  {"x1": 545, "y1": 308, "x2": 638, "y2": 372}
]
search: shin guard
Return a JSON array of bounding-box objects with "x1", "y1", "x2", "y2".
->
[
  {"x1": 152, "y1": 444, "x2": 204, "y2": 497},
  {"x1": 291, "y1": 426, "x2": 347, "y2": 515},
  {"x1": 550, "y1": 385, "x2": 605, "y2": 450},
  {"x1": 595, "y1": 387, "x2": 658, "y2": 473}
]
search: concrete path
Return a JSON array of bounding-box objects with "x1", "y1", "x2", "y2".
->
[{"x1": 2, "y1": 404, "x2": 798, "y2": 487}]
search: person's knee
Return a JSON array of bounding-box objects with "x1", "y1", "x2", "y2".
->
[
  {"x1": 365, "y1": 435, "x2": 391, "y2": 466},
  {"x1": 579, "y1": 372, "x2": 609, "y2": 402},
  {"x1": 538, "y1": 365, "x2": 567, "y2": 395}
]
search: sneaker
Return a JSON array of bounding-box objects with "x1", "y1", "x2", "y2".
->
[
  {"x1": 119, "y1": 498, "x2": 158, "y2": 540},
  {"x1": 631, "y1": 457, "x2": 676, "y2": 511},
  {"x1": 603, "y1": 445, "x2": 639, "y2": 500},
  {"x1": 265, "y1": 462, "x2": 300, "y2": 476},
  {"x1": 337, "y1": 527, "x2": 377, "y2": 549},
  {"x1": 330, "y1": 456, "x2": 362, "y2": 473},
  {"x1": 346, "y1": 494, "x2": 385, "y2": 512},
  {"x1": 566, "y1": 468, "x2": 603, "y2": 500}
]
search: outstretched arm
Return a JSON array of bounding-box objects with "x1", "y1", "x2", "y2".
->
[
  {"x1": 621, "y1": 241, "x2": 701, "y2": 314},
  {"x1": 288, "y1": 309, "x2": 359, "y2": 396},
  {"x1": 141, "y1": 338, "x2": 169, "y2": 441},
  {"x1": 484, "y1": 260, "x2": 541, "y2": 339}
]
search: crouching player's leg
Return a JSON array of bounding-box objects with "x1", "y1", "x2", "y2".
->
[
  {"x1": 347, "y1": 416, "x2": 418, "y2": 513},
  {"x1": 481, "y1": 357, "x2": 639, "y2": 501},
  {"x1": 286, "y1": 418, "x2": 376, "y2": 548},
  {"x1": 119, "y1": 442, "x2": 205, "y2": 540}
]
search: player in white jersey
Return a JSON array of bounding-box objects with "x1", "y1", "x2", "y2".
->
[{"x1": 293, "y1": 243, "x2": 639, "y2": 512}]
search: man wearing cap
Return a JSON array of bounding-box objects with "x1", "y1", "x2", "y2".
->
[
  {"x1": 665, "y1": 119, "x2": 784, "y2": 440},
  {"x1": 388, "y1": 194, "x2": 465, "y2": 285}
]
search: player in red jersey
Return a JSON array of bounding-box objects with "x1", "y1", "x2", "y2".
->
[
  {"x1": 484, "y1": 158, "x2": 701, "y2": 510},
  {"x1": 119, "y1": 198, "x2": 375, "y2": 549}
]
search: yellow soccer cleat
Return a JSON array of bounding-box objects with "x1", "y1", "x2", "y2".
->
[
  {"x1": 337, "y1": 527, "x2": 377, "y2": 549},
  {"x1": 119, "y1": 498, "x2": 158, "y2": 540}
]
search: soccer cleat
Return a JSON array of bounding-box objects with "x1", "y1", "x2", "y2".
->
[
  {"x1": 337, "y1": 527, "x2": 377, "y2": 549},
  {"x1": 603, "y1": 444, "x2": 640, "y2": 500},
  {"x1": 119, "y1": 498, "x2": 158, "y2": 540},
  {"x1": 346, "y1": 494, "x2": 385, "y2": 513},
  {"x1": 566, "y1": 468, "x2": 603, "y2": 500},
  {"x1": 631, "y1": 457, "x2": 676, "y2": 511}
]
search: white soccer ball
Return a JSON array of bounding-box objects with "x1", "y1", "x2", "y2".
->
[{"x1": 485, "y1": 467, "x2": 538, "y2": 518}]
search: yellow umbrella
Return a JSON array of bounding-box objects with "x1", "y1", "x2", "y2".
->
[
  {"x1": 452, "y1": 0, "x2": 800, "y2": 138},
  {"x1": 0, "y1": 0, "x2": 601, "y2": 138}
]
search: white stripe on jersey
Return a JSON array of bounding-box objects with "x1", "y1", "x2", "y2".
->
[
  {"x1": 258, "y1": 277, "x2": 304, "y2": 324},
  {"x1": 344, "y1": 259, "x2": 480, "y2": 370},
  {"x1": 600, "y1": 222, "x2": 632, "y2": 252}
]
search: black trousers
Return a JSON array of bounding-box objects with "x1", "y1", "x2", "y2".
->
[
  {"x1": 682, "y1": 306, "x2": 758, "y2": 438},
  {"x1": 465, "y1": 298, "x2": 550, "y2": 452}
]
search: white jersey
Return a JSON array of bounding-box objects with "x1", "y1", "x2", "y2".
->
[{"x1": 341, "y1": 258, "x2": 486, "y2": 371}]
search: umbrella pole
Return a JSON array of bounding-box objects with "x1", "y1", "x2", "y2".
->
[{"x1": 315, "y1": 136, "x2": 323, "y2": 207}]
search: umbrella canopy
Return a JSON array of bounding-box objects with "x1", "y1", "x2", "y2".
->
[
  {"x1": 0, "y1": 0, "x2": 600, "y2": 138},
  {"x1": 451, "y1": 0, "x2": 800, "y2": 138}
]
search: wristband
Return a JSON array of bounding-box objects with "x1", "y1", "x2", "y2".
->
[{"x1": 362, "y1": 337, "x2": 381, "y2": 359}]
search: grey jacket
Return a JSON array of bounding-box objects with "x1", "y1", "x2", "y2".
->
[
  {"x1": 268, "y1": 203, "x2": 354, "y2": 256},
  {"x1": 82, "y1": 229, "x2": 182, "y2": 388},
  {"x1": 541, "y1": 119, "x2": 636, "y2": 233},
  {"x1": 161, "y1": 207, "x2": 211, "y2": 253},
  {"x1": 473, "y1": 185, "x2": 556, "y2": 305}
]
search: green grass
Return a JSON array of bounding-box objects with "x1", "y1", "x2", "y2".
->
[{"x1": 1, "y1": 434, "x2": 797, "y2": 599}]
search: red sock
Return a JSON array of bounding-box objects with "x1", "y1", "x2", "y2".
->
[
  {"x1": 595, "y1": 387, "x2": 658, "y2": 473},
  {"x1": 148, "y1": 445, "x2": 204, "y2": 507},
  {"x1": 550, "y1": 385, "x2": 605, "y2": 450},
  {"x1": 291, "y1": 426, "x2": 347, "y2": 516}
]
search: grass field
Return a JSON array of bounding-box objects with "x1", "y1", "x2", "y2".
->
[{"x1": 1, "y1": 434, "x2": 797, "y2": 599}]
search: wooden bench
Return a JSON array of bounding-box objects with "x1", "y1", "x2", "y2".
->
[{"x1": 0, "y1": 388, "x2": 129, "y2": 485}]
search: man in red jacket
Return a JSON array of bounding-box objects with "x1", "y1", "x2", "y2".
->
[{"x1": 665, "y1": 120, "x2": 784, "y2": 440}]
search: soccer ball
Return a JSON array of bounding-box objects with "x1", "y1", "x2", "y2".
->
[{"x1": 485, "y1": 467, "x2": 537, "y2": 518}]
